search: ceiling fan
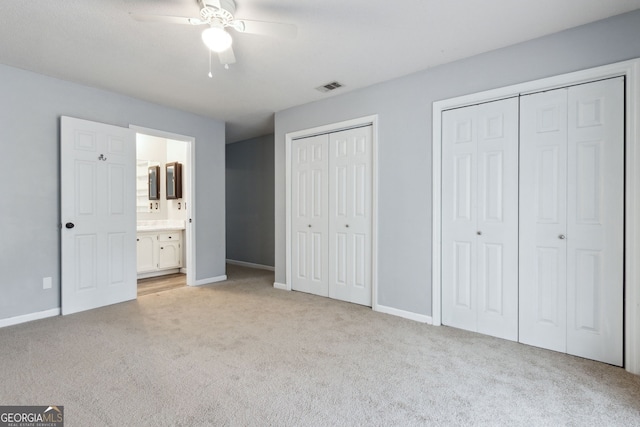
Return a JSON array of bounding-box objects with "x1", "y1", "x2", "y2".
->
[{"x1": 130, "y1": 0, "x2": 297, "y2": 66}]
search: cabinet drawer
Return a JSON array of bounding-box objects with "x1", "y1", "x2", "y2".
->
[{"x1": 158, "y1": 232, "x2": 181, "y2": 242}]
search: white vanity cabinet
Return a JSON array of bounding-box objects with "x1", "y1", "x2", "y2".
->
[
  {"x1": 136, "y1": 230, "x2": 182, "y2": 275},
  {"x1": 136, "y1": 233, "x2": 157, "y2": 273},
  {"x1": 157, "y1": 232, "x2": 181, "y2": 269}
]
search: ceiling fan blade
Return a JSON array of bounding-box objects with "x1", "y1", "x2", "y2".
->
[
  {"x1": 232, "y1": 20, "x2": 297, "y2": 38},
  {"x1": 218, "y1": 46, "x2": 236, "y2": 65},
  {"x1": 129, "y1": 13, "x2": 206, "y2": 25},
  {"x1": 200, "y1": 0, "x2": 221, "y2": 9}
]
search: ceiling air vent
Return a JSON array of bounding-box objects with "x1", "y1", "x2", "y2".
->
[{"x1": 316, "y1": 81, "x2": 344, "y2": 93}]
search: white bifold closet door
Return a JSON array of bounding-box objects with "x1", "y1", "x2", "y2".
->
[
  {"x1": 442, "y1": 97, "x2": 519, "y2": 341},
  {"x1": 328, "y1": 127, "x2": 373, "y2": 306},
  {"x1": 291, "y1": 134, "x2": 329, "y2": 297},
  {"x1": 519, "y1": 78, "x2": 624, "y2": 366},
  {"x1": 291, "y1": 126, "x2": 373, "y2": 306}
]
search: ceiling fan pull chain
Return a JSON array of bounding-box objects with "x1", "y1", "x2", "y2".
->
[{"x1": 208, "y1": 50, "x2": 213, "y2": 78}]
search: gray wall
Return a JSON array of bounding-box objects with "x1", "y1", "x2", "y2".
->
[
  {"x1": 226, "y1": 134, "x2": 275, "y2": 267},
  {"x1": 0, "y1": 64, "x2": 226, "y2": 320},
  {"x1": 274, "y1": 10, "x2": 640, "y2": 316}
]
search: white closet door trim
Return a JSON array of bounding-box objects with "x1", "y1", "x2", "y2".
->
[
  {"x1": 432, "y1": 58, "x2": 640, "y2": 375},
  {"x1": 284, "y1": 115, "x2": 379, "y2": 311}
]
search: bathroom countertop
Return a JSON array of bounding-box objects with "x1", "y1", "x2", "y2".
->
[
  {"x1": 136, "y1": 220, "x2": 185, "y2": 232},
  {"x1": 136, "y1": 225, "x2": 185, "y2": 232}
]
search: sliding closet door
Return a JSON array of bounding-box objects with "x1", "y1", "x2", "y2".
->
[
  {"x1": 328, "y1": 126, "x2": 373, "y2": 306},
  {"x1": 442, "y1": 97, "x2": 519, "y2": 340},
  {"x1": 566, "y1": 78, "x2": 624, "y2": 366},
  {"x1": 291, "y1": 134, "x2": 329, "y2": 297},
  {"x1": 519, "y1": 77, "x2": 623, "y2": 366}
]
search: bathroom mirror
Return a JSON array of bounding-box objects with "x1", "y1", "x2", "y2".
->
[
  {"x1": 166, "y1": 162, "x2": 182, "y2": 199},
  {"x1": 148, "y1": 165, "x2": 160, "y2": 200}
]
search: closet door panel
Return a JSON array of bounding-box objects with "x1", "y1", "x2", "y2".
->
[
  {"x1": 519, "y1": 88, "x2": 568, "y2": 353},
  {"x1": 452, "y1": 241, "x2": 474, "y2": 310},
  {"x1": 566, "y1": 78, "x2": 624, "y2": 366},
  {"x1": 291, "y1": 135, "x2": 329, "y2": 296},
  {"x1": 442, "y1": 106, "x2": 478, "y2": 332},
  {"x1": 328, "y1": 126, "x2": 372, "y2": 306},
  {"x1": 476, "y1": 98, "x2": 519, "y2": 341}
]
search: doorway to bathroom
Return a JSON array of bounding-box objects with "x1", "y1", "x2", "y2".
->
[{"x1": 131, "y1": 126, "x2": 195, "y2": 292}]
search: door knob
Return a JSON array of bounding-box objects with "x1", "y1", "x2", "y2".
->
[
  {"x1": 308, "y1": 224, "x2": 312, "y2": 228},
  {"x1": 346, "y1": 224, "x2": 349, "y2": 228},
  {"x1": 477, "y1": 231, "x2": 482, "y2": 235},
  {"x1": 65, "y1": 222, "x2": 75, "y2": 229},
  {"x1": 559, "y1": 234, "x2": 566, "y2": 240}
]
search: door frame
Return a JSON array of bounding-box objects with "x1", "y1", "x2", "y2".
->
[
  {"x1": 283, "y1": 115, "x2": 379, "y2": 310},
  {"x1": 431, "y1": 58, "x2": 640, "y2": 374},
  {"x1": 130, "y1": 125, "x2": 197, "y2": 286}
]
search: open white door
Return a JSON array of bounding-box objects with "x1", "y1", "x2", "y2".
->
[{"x1": 61, "y1": 116, "x2": 137, "y2": 315}]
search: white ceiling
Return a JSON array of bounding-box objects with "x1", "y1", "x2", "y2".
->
[{"x1": 1, "y1": 0, "x2": 640, "y2": 143}]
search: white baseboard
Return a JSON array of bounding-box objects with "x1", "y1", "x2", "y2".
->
[
  {"x1": 180, "y1": 268, "x2": 187, "y2": 274},
  {"x1": 374, "y1": 304, "x2": 433, "y2": 324},
  {"x1": 191, "y1": 275, "x2": 227, "y2": 287},
  {"x1": 273, "y1": 282, "x2": 289, "y2": 290},
  {"x1": 0, "y1": 308, "x2": 60, "y2": 328},
  {"x1": 226, "y1": 259, "x2": 275, "y2": 271}
]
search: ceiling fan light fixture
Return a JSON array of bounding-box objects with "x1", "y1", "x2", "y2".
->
[{"x1": 202, "y1": 26, "x2": 232, "y2": 52}]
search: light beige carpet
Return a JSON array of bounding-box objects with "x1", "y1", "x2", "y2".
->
[{"x1": 1, "y1": 264, "x2": 639, "y2": 426}]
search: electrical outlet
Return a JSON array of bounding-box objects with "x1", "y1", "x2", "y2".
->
[{"x1": 43, "y1": 277, "x2": 52, "y2": 289}]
